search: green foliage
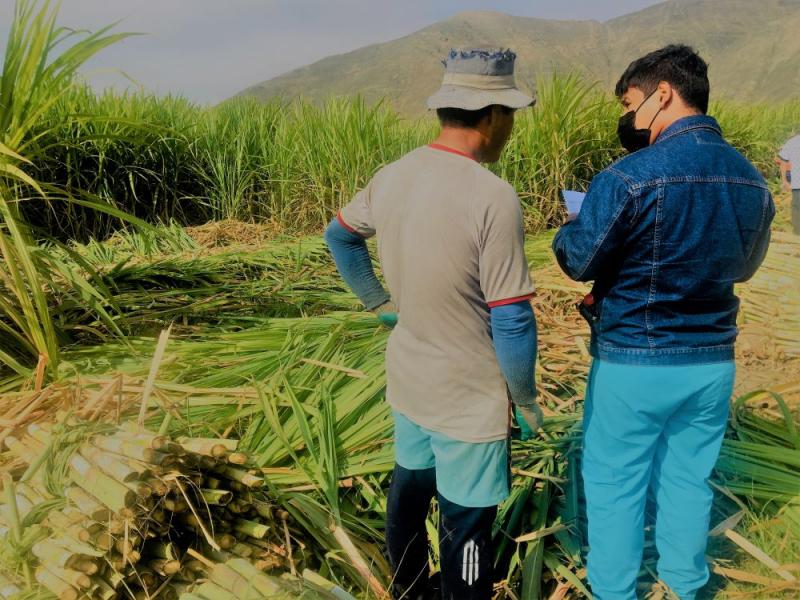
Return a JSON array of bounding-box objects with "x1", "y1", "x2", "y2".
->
[
  {"x1": 0, "y1": 0, "x2": 142, "y2": 376},
  {"x1": 496, "y1": 73, "x2": 620, "y2": 230},
  {"x1": 21, "y1": 76, "x2": 800, "y2": 241}
]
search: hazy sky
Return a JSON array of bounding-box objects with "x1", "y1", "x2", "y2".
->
[{"x1": 0, "y1": 0, "x2": 665, "y2": 104}]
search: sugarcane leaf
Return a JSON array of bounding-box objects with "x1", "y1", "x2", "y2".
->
[
  {"x1": 543, "y1": 551, "x2": 592, "y2": 598},
  {"x1": 520, "y1": 538, "x2": 545, "y2": 600},
  {"x1": 0, "y1": 142, "x2": 30, "y2": 164},
  {"x1": 0, "y1": 162, "x2": 44, "y2": 196}
]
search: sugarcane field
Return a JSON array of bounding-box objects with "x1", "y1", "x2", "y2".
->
[{"x1": 1, "y1": 1, "x2": 800, "y2": 599}]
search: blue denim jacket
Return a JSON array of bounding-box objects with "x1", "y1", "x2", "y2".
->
[{"x1": 553, "y1": 115, "x2": 775, "y2": 365}]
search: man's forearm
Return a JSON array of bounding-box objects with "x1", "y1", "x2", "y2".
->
[
  {"x1": 491, "y1": 301, "x2": 537, "y2": 406},
  {"x1": 324, "y1": 218, "x2": 390, "y2": 310},
  {"x1": 552, "y1": 224, "x2": 586, "y2": 281}
]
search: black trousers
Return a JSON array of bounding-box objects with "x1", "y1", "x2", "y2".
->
[{"x1": 385, "y1": 464, "x2": 497, "y2": 600}]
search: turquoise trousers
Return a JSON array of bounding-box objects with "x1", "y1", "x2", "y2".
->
[{"x1": 582, "y1": 359, "x2": 735, "y2": 600}]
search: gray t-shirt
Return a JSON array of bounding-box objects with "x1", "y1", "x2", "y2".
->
[
  {"x1": 339, "y1": 145, "x2": 535, "y2": 442},
  {"x1": 779, "y1": 135, "x2": 800, "y2": 190}
]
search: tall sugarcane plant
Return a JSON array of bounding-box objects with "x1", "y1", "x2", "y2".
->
[{"x1": 0, "y1": 0, "x2": 141, "y2": 379}]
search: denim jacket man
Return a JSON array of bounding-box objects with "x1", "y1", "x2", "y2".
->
[
  {"x1": 553, "y1": 45, "x2": 774, "y2": 600},
  {"x1": 554, "y1": 115, "x2": 774, "y2": 365}
]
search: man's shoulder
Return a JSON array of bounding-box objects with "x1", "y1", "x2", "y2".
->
[
  {"x1": 469, "y1": 172, "x2": 521, "y2": 218},
  {"x1": 475, "y1": 167, "x2": 517, "y2": 196},
  {"x1": 393, "y1": 147, "x2": 516, "y2": 194},
  {"x1": 593, "y1": 156, "x2": 637, "y2": 190},
  {"x1": 608, "y1": 133, "x2": 764, "y2": 188},
  {"x1": 374, "y1": 147, "x2": 427, "y2": 177}
]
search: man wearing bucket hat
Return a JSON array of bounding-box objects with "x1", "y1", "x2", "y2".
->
[{"x1": 325, "y1": 49, "x2": 541, "y2": 599}]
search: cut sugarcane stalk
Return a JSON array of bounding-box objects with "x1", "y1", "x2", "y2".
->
[
  {"x1": 177, "y1": 437, "x2": 237, "y2": 457},
  {"x1": 211, "y1": 465, "x2": 263, "y2": 488},
  {"x1": 149, "y1": 541, "x2": 179, "y2": 561},
  {"x1": 128, "y1": 480, "x2": 152, "y2": 497},
  {"x1": 163, "y1": 496, "x2": 187, "y2": 512},
  {"x1": 91, "y1": 531, "x2": 115, "y2": 552},
  {"x1": 71, "y1": 559, "x2": 99, "y2": 576},
  {"x1": 114, "y1": 534, "x2": 140, "y2": 556},
  {"x1": 227, "y1": 452, "x2": 248, "y2": 465},
  {"x1": 149, "y1": 558, "x2": 181, "y2": 577},
  {"x1": 184, "y1": 559, "x2": 207, "y2": 574},
  {"x1": 69, "y1": 454, "x2": 136, "y2": 513},
  {"x1": 200, "y1": 455, "x2": 218, "y2": 470},
  {"x1": 207, "y1": 562, "x2": 264, "y2": 599},
  {"x1": 25, "y1": 423, "x2": 52, "y2": 450},
  {"x1": 1, "y1": 493, "x2": 32, "y2": 522},
  {"x1": 65, "y1": 487, "x2": 113, "y2": 521},
  {"x1": 46, "y1": 567, "x2": 91, "y2": 590},
  {"x1": 79, "y1": 446, "x2": 142, "y2": 483},
  {"x1": 16, "y1": 481, "x2": 49, "y2": 503},
  {"x1": 3, "y1": 436, "x2": 37, "y2": 463},
  {"x1": 107, "y1": 518, "x2": 126, "y2": 535},
  {"x1": 253, "y1": 503, "x2": 274, "y2": 520},
  {"x1": 108, "y1": 549, "x2": 141, "y2": 570},
  {"x1": 92, "y1": 436, "x2": 167, "y2": 465},
  {"x1": 226, "y1": 558, "x2": 284, "y2": 594},
  {"x1": 147, "y1": 477, "x2": 169, "y2": 496},
  {"x1": 35, "y1": 567, "x2": 78, "y2": 600},
  {"x1": 130, "y1": 568, "x2": 158, "y2": 590},
  {"x1": 61, "y1": 504, "x2": 94, "y2": 525},
  {"x1": 91, "y1": 576, "x2": 118, "y2": 600},
  {"x1": 194, "y1": 581, "x2": 240, "y2": 600},
  {"x1": 116, "y1": 424, "x2": 173, "y2": 450},
  {"x1": 200, "y1": 488, "x2": 233, "y2": 506},
  {"x1": 32, "y1": 539, "x2": 100, "y2": 569},
  {"x1": 103, "y1": 569, "x2": 125, "y2": 588},
  {"x1": 234, "y1": 519, "x2": 269, "y2": 539},
  {"x1": 303, "y1": 569, "x2": 357, "y2": 600},
  {"x1": 214, "y1": 533, "x2": 237, "y2": 550}
]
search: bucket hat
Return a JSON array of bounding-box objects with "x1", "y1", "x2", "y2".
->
[{"x1": 427, "y1": 48, "x2": 535, "y2": 111}]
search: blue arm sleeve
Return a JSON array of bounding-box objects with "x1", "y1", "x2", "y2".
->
[
  {"x1": 491, "y1": 301, "x2": 537, "y2": 407},
  {"x1": 324, "y1": 218, "x2": 390, "y2": 310}
]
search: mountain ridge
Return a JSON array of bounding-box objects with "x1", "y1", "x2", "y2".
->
[{"x1": 237, "y1": 0, "x2": 800, "y2": 114}]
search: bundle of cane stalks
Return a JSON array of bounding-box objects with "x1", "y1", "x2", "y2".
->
[{"x1": 0, "y1": 422, "x2": 343, "y2": 600}]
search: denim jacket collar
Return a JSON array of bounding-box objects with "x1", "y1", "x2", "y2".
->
[{"x1": 654, "y1": 114, "x2": 721, "y2": 146}]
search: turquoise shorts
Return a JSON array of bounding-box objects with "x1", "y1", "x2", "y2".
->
[{"x1": 392, "y1": 410, "x2": 510, "y2": 508}]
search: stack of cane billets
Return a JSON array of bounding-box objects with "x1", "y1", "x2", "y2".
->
[
  {"x1": 178, "y1": 553, "x2": 358, "y2": 600},
  {"x1": 0, "y1": 421, "x2": 306, "y2": 600}
]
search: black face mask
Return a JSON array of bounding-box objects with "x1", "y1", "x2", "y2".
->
[{"x1": 617, "y1": 90, "x2": 661, "y2": 153}]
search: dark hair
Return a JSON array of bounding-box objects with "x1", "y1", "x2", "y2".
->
[
  {"x1": 436, "y1": 104, "x2": 513, "y2": 128},
  {"x1": 615, "y1": 44, "x2": 710, "y2": 114}
]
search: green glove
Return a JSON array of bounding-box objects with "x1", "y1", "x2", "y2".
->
[
  {"x1": 514, "y1": 404, "x2": 543, "y2": 441},
  {"x1": 373, "y1": 301, "x2": 398, "y2": 329}
]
